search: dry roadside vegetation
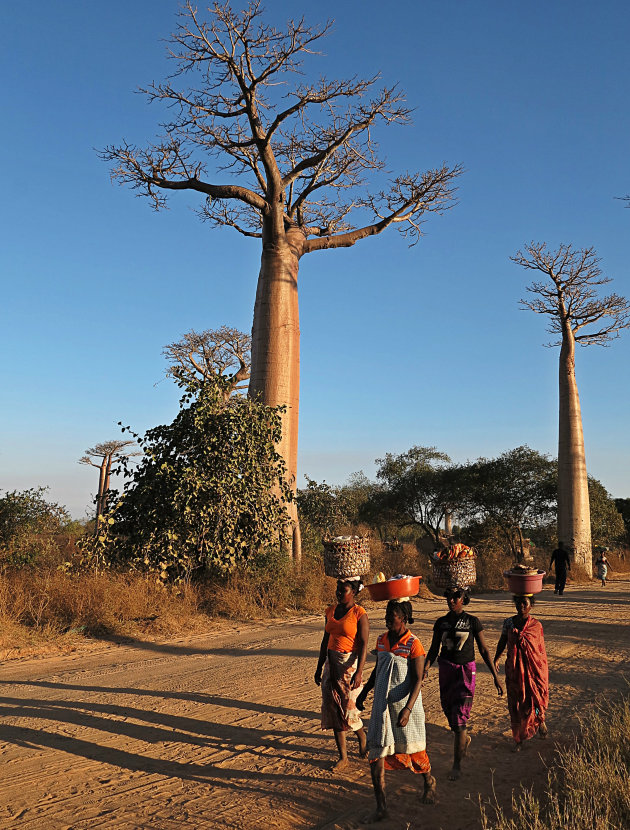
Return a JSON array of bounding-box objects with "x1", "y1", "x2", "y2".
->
[
  {"x1": 0, "y1": 557, "x2": 332, "y2": 655},
  {"x1": 1, "y1": 534, "x2": 628, "y2": 656},
  {"x1": 0, "y1": 582, "x2": 628, "y2": 830},
  {"x1": 0, "y1": 540, "x2": 419, "y2": 653},
  {"x1": 481, "y1": 696, "x2": 630, "y2": 830}
]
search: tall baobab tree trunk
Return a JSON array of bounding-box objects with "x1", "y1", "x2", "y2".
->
[
  {"x1": 80, "y1": 440, "x2": 139, "y2": 537},
  {"x1": 249, "y1": 229, "x2": 303, "y2": 562},
  {"x1": 95, "y1": 455, "x2": 114, "y2": 536},
  {"x1": 444, "y1": 509, "x2": 453, "y2": 538},
  {"x1": 558, "y1": 327, "x2": 592, "y2": 575},
  {"x1": 96, "y1": 460, "x2": 107, "y2": 533},
  {"x1": 514, "y1": 241, "x2": 629, "y2": 578}
]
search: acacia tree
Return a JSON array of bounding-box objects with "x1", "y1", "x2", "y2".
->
[
  {"x1": 100, "y1": 1, "x2": 462, "y2": 561},
  {"x1": 79, "y1": 440, "x2": 139, "y2": 533},
  {"x1": 373, "y1": 446, "x2": 460, "y2": 546},
  {"x1": 462, "y1": 447, "x2": 557, "y2": 561},
  {"x1": 163, "y1": 326, "x2": 250, "y2": 398},
  {"x1": 512, "y1": 243, "x2": 630, "y2": 575},
  {"x1": 588, "y1": 477, "x2": 625, "y2": 549}
]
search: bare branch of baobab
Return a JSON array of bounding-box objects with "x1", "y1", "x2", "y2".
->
[
  {"x1": 100, "y1": 1, "x2": 461, "y2": 249},
  {"x1": 163, "y1": 326, "x2": 251, "y2": 396},
  {"x1": 513, "y1": 242, "x2": 630, "y2": 347}
]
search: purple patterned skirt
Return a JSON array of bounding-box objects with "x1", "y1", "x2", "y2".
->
[{"x1": 438, "y1": 657, "x2": 476, "y2": 731}]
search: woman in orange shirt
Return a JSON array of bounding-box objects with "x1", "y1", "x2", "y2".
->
[
  {"x1": 357, "y1": 600, "x2": 436, "y2": 821},
  {"x1": 315, "y1": 578, "x2": 369, "y2": 770}
]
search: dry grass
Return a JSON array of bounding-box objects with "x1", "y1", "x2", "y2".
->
[
  {"x1": 480, "y1": 696, "x2": 630, "y2": 830},
  {"x1": 0, "y1": 537, "x2": 428, "y2": 654},
  {"x1": 605, "y1": 548, "x2": 630, "y2": 576},
  {"x1": 0, "y1": 568, "x2": 204, "y2": 640},
  {"x1": 370, "y1": 542, "x2": 425, "y2": 580},
  {"x1": 2, "y1": 535, "x2": 627, "y2": 656},
  {"x1": 207, "y1": 558, "x2": 333, "y2": 619},
  {"x1": 0, "y1": 548, "x2": 336, "y2": 654}
]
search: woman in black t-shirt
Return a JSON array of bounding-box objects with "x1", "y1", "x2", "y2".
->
[{"x1": 424, "y1": 587, "x2": 503, "y2": 780}]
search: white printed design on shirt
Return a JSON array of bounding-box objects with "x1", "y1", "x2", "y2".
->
[{"x1": 442, "y1": 630, "x2": 469, "y2": 652}]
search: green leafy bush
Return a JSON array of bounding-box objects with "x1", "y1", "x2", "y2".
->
[
  {"x1": 85, "y1": 380, "x2": 292, "y2": 577},
  {"x1": 0, "y1": 487, "x2": 70, "y2": 567}
]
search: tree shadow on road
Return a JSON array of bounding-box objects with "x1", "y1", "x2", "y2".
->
[{"x1": 0, "y1": 680, "x2": 320, "y2": 720}]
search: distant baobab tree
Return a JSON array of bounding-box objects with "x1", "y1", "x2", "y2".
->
[
  {"x1": 513, "y1": 242, "x2": 630, "y2": 575},
  {"x1": 100, "y1": 1, "x2": 462, "y2": 561},
  {"x1": 79, "y1": 440, "x2": 139, "y2": 533},
  {"x1": 163, "y1": 326, "x2": 251, "y2": 399}
]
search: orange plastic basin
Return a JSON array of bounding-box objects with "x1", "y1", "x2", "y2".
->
[{"x1": 366, "y1": 576, "x2": 422, "y2": 602}]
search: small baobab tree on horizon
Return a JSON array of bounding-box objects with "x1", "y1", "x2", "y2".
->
[
  {"x1": 79, "y1": 440, "x2": 139, "y2": 534},
  {"x1": 100, "y1": 0, "x2": 462, "y2": 561},
  {"x1": 512, "y1": 242, "x2": 630, "y2": 576},
  {"x1": 163, "y1": 326, "x2": 251, "y2": 399}
]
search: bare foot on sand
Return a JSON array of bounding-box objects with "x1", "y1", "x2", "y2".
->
[
  {"x1": 421, "y1": 774, "x2": 437, "y2": 804},
  {"x1": 511, "y1": 742, "x2": 522, "y2": 753},
  {"x1": 330, "y1": 758, "x2": 350, "y2": 772},
  {"x1": 448, "y1": 767, "x2": 461, "y2": 781},
  {"x1": 364, "y1": 807, "x2": 389, "y2": 823}
]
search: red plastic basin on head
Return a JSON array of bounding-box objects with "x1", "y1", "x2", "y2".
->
[
  {"x1": 366, "y1": 576, "x2": 421, "y2": 602},
  {"x1": 503, "y1": 570, "x2": 546, "y2": 595}
]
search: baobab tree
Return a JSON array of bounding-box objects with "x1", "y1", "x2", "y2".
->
[
  {"x1": 512, "y1": 243, "x2": 630, "y2": 575},
  {"x1": 163, "y1": 326, "x2": 251, "y2": 399},
  {"x1": 79, "y1": 440, "x2": 139, "y2": 533},
  {"x1": 100, "y1": 1, "x2": 462, "y2": 560}
]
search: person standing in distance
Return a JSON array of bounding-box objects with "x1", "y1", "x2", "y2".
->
[{"x1": 548, "y1": 541, "x2": 571, "y2": 595}]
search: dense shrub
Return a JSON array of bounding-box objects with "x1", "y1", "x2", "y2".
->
[
  {"x1": 84, "y1": 380, "x2": 292, "y2": 577},
  {"x1": 0, "y1": 487, "x2": 77, "y2": 568}
]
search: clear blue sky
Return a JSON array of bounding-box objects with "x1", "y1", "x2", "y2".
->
[{"x1": 1, "y1": 1, "x2": 628, "y2": 518}]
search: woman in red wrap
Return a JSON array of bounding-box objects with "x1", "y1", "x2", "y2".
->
[{"x1": 494, "y1": 595, "x2": 549, "y2": 751}]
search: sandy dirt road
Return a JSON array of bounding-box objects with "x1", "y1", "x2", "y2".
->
[{"x1": 1, "y1": 582, "x2": 628, "y2": 830}]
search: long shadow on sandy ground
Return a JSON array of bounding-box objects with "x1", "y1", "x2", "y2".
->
[{"x1": 0, "y1": 680, "x2": 320, "y2": 719}]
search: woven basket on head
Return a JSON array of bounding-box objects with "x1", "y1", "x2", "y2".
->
[
  {"x1": 323, "y1": 536, "x2": 370, "y2": 579},
  {"x1": 431, "y1": 557, "x2": 477, "y2": 590}
]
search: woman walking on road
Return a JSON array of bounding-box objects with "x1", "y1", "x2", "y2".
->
[
  {"x1": 595, "y1": 550, "x2": 610, "y2": 586},
  {"x1": 315, "y1": 578, "x2": 369, "y2": 770},
  {"x1": 424, "y1": 587, "x2": 504, "y2": 780},
  {"x1": 494, "y1": 594, "x2": 549, "y2": 751},
  {"x1": 357, "y1": 600, "x2": 436, "y2": 822}
]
